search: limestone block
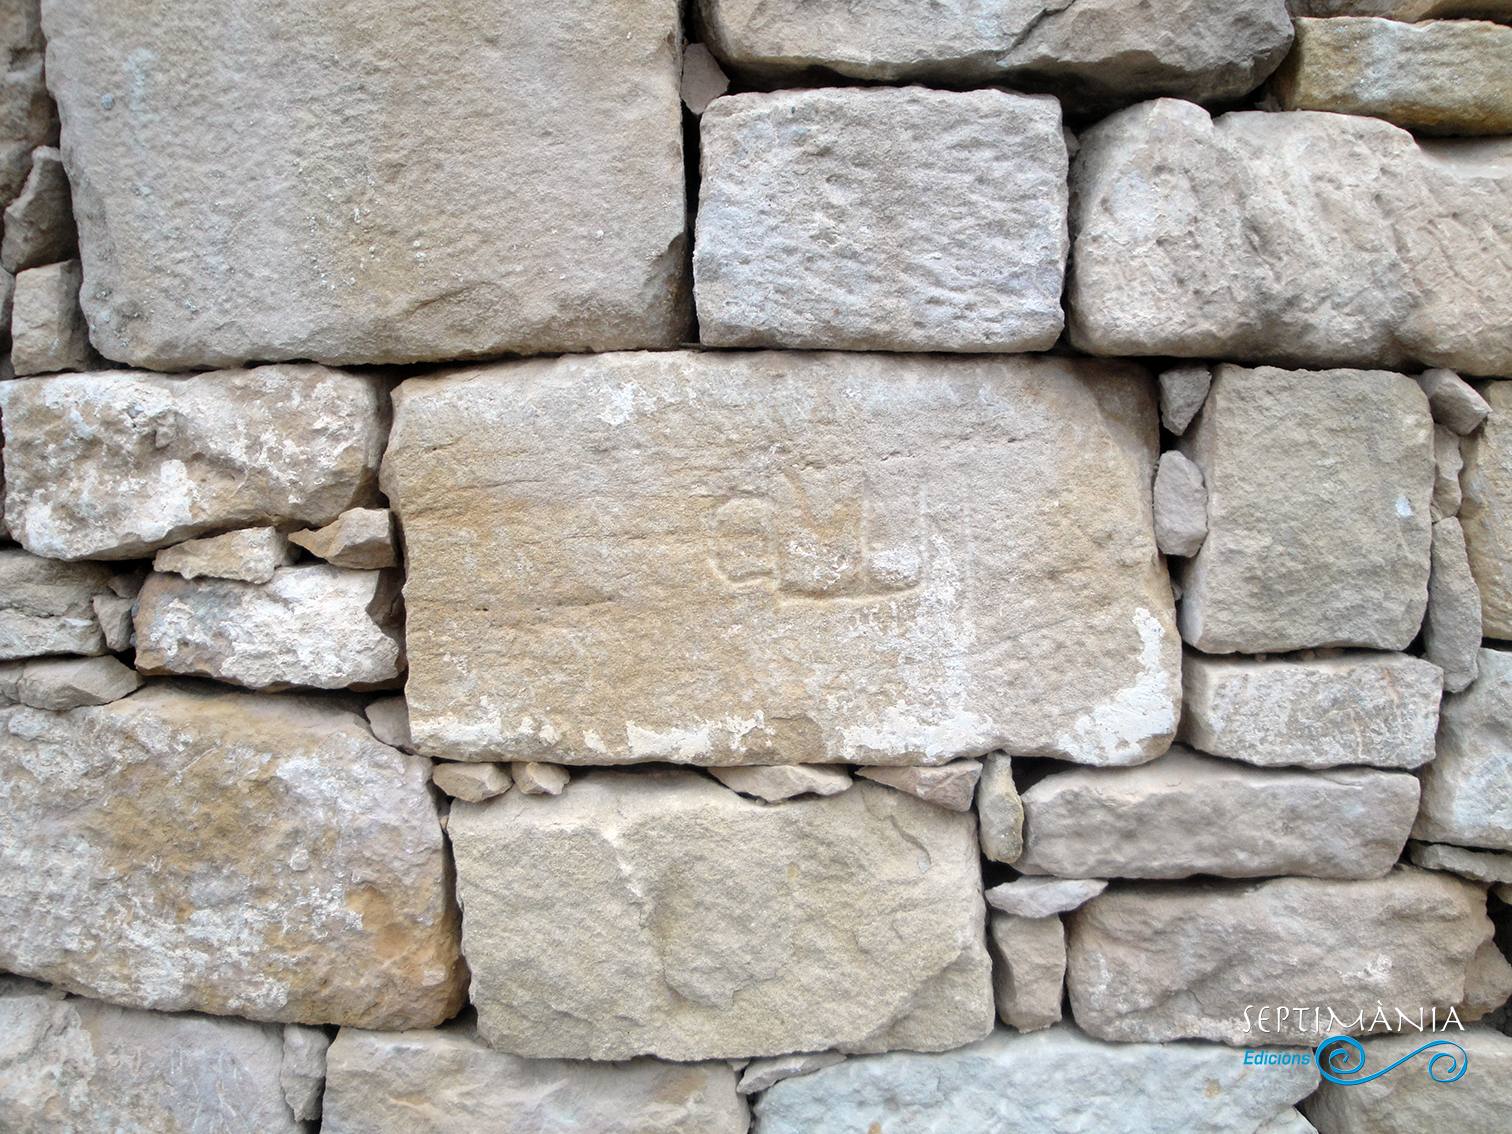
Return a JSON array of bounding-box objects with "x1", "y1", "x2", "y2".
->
[
  {"x1": 134, "y1": 566, "x2": 405, "y2": 691},
  {"x1": 432, "y1": 761, "x2": 512, "y2": 803},
  {"x1": 1414, "y1": 647, "x2": 1512, "y2": 852},
  {"x1": 857, "y1": 758, "x2": 981, "y2": 811},
  {"x1": 988, "y1": 913, "x2": 1065, "y2": 1032},
  {"x1": 1015, "y1": 746, "x2": 1420, "y2": 879},
  {"x1": 1426, "y1": 519, "x2": 1482, "y2": 693},
  {"x1": 753, "y1": 1025, "x2": 1318, "y2": 1134},
  {"x1": 681, "y1": 43, "x2": 729, "y2": 115},
  {"x1": 153, "y1": 527, "x2": 296, "y2": 585},
  {"x1": 322, "y1": 1023, "x2": 749, "y2": 1134},
  {"x1": 710, "y1": 763, "x2": 852, "y2": 801},
  {"x1": 1175, "y1": 365, "x2": 1433, "y2": 653},
  {"x1": 1433, "y1": 425, "x2": 1464, "y2": 520},
  {"x1": 289, "y1": 508, "x2": 398, "y2": 569},
  {"x1": 977, "y1": 752, "x2": 1025, "y2": 863},
  {"x1": 986, "y1": 877, "x2": 1108, "y2": 918},
  {"x1": 280, "y1": 1024, "x2": 331, "y2": 1123},
  {"x1": 696, "y1": 88, "x2": 1068, "y2": 353},
  {"x1": 0, "y1": 364, "x2": 388, "y2": 560},
  {"x1": 510, "y1": 760, "x2": 570, "y2": 796},
  {"x1": 1066, "y1": 867, "x2": 1497, "y2": 1044},
  {"x1": 1159, "y1": 363, "x2": 1212, "y2": 435},
  {"x1": 1419, "y1": 369, "x2": 1491, "y2": 435},
  {"x1": 1153, "y1": 450, "x2": 1207, "y2": 557},
  {"x1": 1068, "y1": 99, "x2": 1512, "y2": 377},
  {"x1": 0, "y1": 685, "x2": 465, "y2": 1027},
  {"x1": 2, "y1": 655, "x2": 140, "y2": 710},
  {"x1": 0, "y1": 5, "x2": 58, "y2": 205},
  {"x1": 1, "y1": 147, "x2": 77, "y2": 273},
  {"x1": 1273, "y1": 18, "x2": 1512, "y2": 136},
  {"x1": 0, "y1": 992, "x2": 300, "y2": 1133},
  {"x1": 1179, "y1": 650, "x2": 1443, "y2": 769},
  {"x1": 448, "y1": 772, "x2": 993, "y2": 1060},
  {"x1": 365, "y1": 696, "x2": 412, "y2": 751},
  {"x1": 0, "y1": 549, "x2": 111, "y2": 659},
  {"x1": 383, "y1": 350, "x2": 1179, "y2": 767},
  {"x1": 1459, "y1": 382, "x2": 1512, "y2": 635},
  {"x1": 91, "y1": 594, "x2": 132, "y2": 651},
  {"x1": 737, "y1": 1051, "x2": 846, "y2": 1094},
  {"x1": 9, "y1": 259, "x2": 90, "y2": 376},
  {"x1": 40, "y1": 0, "x2": 688, "y2": 370},
  {"x1": 1410, "y1": 842, "x2": 1512, "y2": 885}
]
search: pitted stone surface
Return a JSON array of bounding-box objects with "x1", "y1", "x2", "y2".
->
[
  {"x1": 1459, "y1": 382, "x2": 1512, "y2": 636},
  {"x1": 1414, "y1": 647, "x2": 1512, "y2": 852},
  {"x1": 0, "y1": 685, "x2": 465, "y2": 1028},
  {"x1": 0, "y1": 549, "x2": 112, "y2": 659},
  {"x1": 383, "y1": 350, "x2": 1179, "y2": 768},
  {"x1": 41, "y1": 0, "x2": 689, "y2": 369},
  {"x1": 447, "y1": 772, "x2": 993, "y2": 1060}
]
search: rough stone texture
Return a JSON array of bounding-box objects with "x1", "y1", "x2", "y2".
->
[
  {"x1": 91, "y1": 594, "x2": 133, "y2": 651},
  {"x1": 697, "y1": 88, "x2": 1067, "y2": 354},
  {"x1": 1263, "y1": 1112, "x2": 1319, "y2": 1134},
  {"x1": 1154, "y1": 450, "x2": 1207, "y2": 558},
  {"x1": 510, "y1": 760, "x2": 570, "y2": 796},
  {"x1": 1272, "y1": 18, "x2": 1512, "y2": 136},
  {"x1": 1460, "y1": 383, "x2": 1512, "y2": 636},
  {"x1": 977, "y1": 752, "x2": 1025, "y2": 863},
  {"x1": 1288, "y1": 0, "x2": 1512, "y2": 18},
  {"x1": 1, "y1": 146, "x2": 77, "y2": 274},
  {"x1": 1415, "y1": 647, "x2": 1512, "y2": 852},
  {"x1": 289, "y1": 508, "x2": 398, "y2": 569},
  {"x1": 0, "y1": 992, "x2": 301, "y2": 1133},
  {"x1": 322, "y1": 1022, "x2": 749, "y2": 1134},
  {"x1": 280, "y1": 1023, "x2": 330, "y2": 1123},
  {"x1": 365, "y1": 696, "x2": 413, "y2": 751},
  {"x1": 0, "y1": 684, "x2": 465, "y2": 1027},
  {"x1": 753, "y1": 1025, "x2": 1318, "y2": 1134},
  {"x1": 432, "y1": 762, "x2": 512, "y2": 803},
  {"x1": 9, "y1": 259, "x2": 90, "y2": 376},
  {"x1": 681, "y1": 42, "x2": 729, "y2": 115},
  {"x1": 0, "y1": 364, "x2": 388, "y2": 560},
  {"x1": 857, "y1": 759, "x2": 981, "y2": 811},
  {"x1": 0, "y1": 655, "x2": 140, "y2": 710},
  {"x1": 134, "y1": 566, "x2": 405, "y2": 691},
  {"x1": 710, "y1": 763, "x2": 852, "y2": 801},
  {"x1": 1433, "y1": 425, "x2": 1464, "y2": 521},
  {"x1": 1068, "y1": 100, "x2": 1512, "y2": 377},
  {"x1": 986, "y1": 877, "x2": 1108, "y2": 918},
  {"x1": 1016, "y1": 746, "x2": 1419, "y2": 880},
  {"x1": 383, "y1": 351, "x2": 1180, "y2": 768},
  {"x1": 988, "y1": 913, "x2": 1066, "y2": 1032},
  {"x1": 737, "y1": 1051, "x2": 846, "y2": 1094},
  {"x1": 41, "y1": 0, "x2": 688, "y2": 370},
  {"x1": 1427, "y1": 519, "x2": 1483, "y2": 693},
  {"x1": 1159, "y1": 363, "x2": 1212, "y2": 436},
  {"x1": 1067, "y1": 868, "x2": 1498, "y2": 1045},
  {"x1": 1303, "y1": 1028, "x2": 1512, "y2": 1134},
  {"x1": 0, "y1": 2, "x2": 57, "y2": 205},
  {"x1": 448, "y1": 772, "x2": 993, "y2": 1060},
  {"x1": 1419, "y1": 368, "x2": 1491, "y2": 435},
  {"x1": 1179, "y1": 650, "x2": 1443, "y2": 769},
  {"x1": 1410, "y1": 842, "x2": 1512, "y2": 885},
  {"x1": 1175, "y1": 365, "x2": 1434, "y2": 653},
  {"x1": 153, "y1": 527, "x2": 296, "y2": 585},
  {"x1": 0, "y1": 550, "x2": 112, "y2": 659}
]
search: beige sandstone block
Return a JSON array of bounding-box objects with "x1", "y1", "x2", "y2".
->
[
  {"x1": 431, "y1": 762, "x2": 512, "y2": 803},
  {"x1": 1153, "y1": 450, "x2": 1207, "y2": 558},
  {"x1": 510, "y1": 760, "x2": 570, "y2": 796},
  {"x1": 988, "y1": 912, "x2": 1066, "y2": 1032},
  {"x1": 280, "y1": 1024, "x2": 331, "y2": 1124},
  {"x1": 1459, "y1": 382, "x2": 1512, "y2": 636},
  {"x1": 710, "y1": 763, "x2": 852, "y2": 801},
  {"x1": 0, "y1": 0, "x2": 57, "y2": 204},
  {"x1": 0, "y1": 549, "x2": 111, "y2": 659},
  {"x1": 289, "y1": 508, "x2": 398, "y2": 569},
  {"x1": 9, "y1": 259, "x2": 90, "y2": 376},
  {"x1": 1414, "y1": 647, "x2": 1512, "y2": 852},
  {"x1": 1, "y1": 146, "x2": 77, "y2": 273},
  {"x1": 1433, "y1": 425, "x2": 1464, "y2": 520},
  {"x1": 737, "y1": 1052, "x2": 846, "y2": 1095},
  {"x1": 857, "y1": 759, "x2": 981, "y2": 811},
  {"x1": 680, "y1": 43, "x2": 729, "y2": 115},
  {"x1": 365, "y1": 696, "x2": 413, "y2": 751},
  {"x1": 986, "y1": 877, "x2": 1108, "y2": 918},
  {"x1": 153, "y1": 527, "x2": 296, "y2": 585},
  {"x1": 1410, "y1": 841, "x2": 1512, "y2": 885},
  {"x1": 1420, "y1": 368, "x2": 1492, "y2": 435},
  {"x1": 1159, "y1": 363, "x2": 1212, "y2": 436},
  {"x1": 1426, "y1": 518, "x2": 1482, "y2": 693},
  {"x1": 977, "y1": 752, "x2": 1025, "y2": 863},
  {"x1": 1, "y1": 655, "x2": 140, "y2": 710},
  {"x1": 1289, "y1": 0, "x2": 1512, "y2": 17}
]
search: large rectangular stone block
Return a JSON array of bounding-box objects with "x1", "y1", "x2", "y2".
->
[
  {"x1": 382, "y1": 350, "x2": 1180, "y2": 767},
  {"x1": 41, "y1": 0, "x2": 688, "y2": 369},
  {"x1": 447, "y1": 772, "x2": 993, "y2": 1060}
]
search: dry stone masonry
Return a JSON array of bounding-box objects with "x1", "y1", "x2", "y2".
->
[{"x1": 1, "y1": 0, "x2": 1511, "y2": 1130}]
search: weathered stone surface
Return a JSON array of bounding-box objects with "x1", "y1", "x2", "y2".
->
[
  {"x1": 134, "y1": 566, "x2": 405, "y2": 690},
  {"x1": 91, "y1": 594, "x2": 132, "y2": 651},
  {"x1": 1415, "y1": 647, "x2": 1512, "y2": 852},
  {"x1": 1179, "y1": 650, "x2": 1443, "y2": 769},
  {"x1": 0, "y1": 3, "x2": 57, "y2": 205},
  {"x1": 1159, "y1": 363, "x2": 1212, "y2": 436},
  {"x1": 323, "y1": 1022, "x2": 748, "y2": 1134},
  {"x1": 986, "y1": 877, "x2": 1108, "y2": 918},
  {"x1": 1420, "y1": 368, "x2": 1492, "y2": 435},
  {"x1": 1175, "y1": 365, "x2": 1433, "y2": 653},
  {"x1": 1154, "y1": 450, "x2": 1207, "y2": 558},
  {"x1": 0, "y1": 655, "x2": 140, "y2": 710},
  {"x1": 432, "y1": 761, "x2": 512, "y2": 803},
  {"x1": 1303, "y1": 1028, "x2": 1512, "y2": 1134},
  {"x1": 989, "y1": 913, "x2": 1065, "y2": 1032},
  {"x1": 697, "y1": 89, "x2": 1067, "y2": 354},
  {"x1": 0, "y1": 685, "x2": 465, "y2": 1027},
  {"x1": 0, "y1": 992, "x2": 301, "y2": 1133},
  {"x1": 681, "y1": 42, "x2": 729, "y2": 115},
  {"x1": 1411, "y1": 842, "x2": 1512, "y2": 885},
  {"x1": 449, "y1": 772, "x2": 992, "y2": 1060},
  {"x1": 1427, "y1": 519, "x2": 1483, "y2": 693},
  {"x1": 1433, "y1": 425, "x2": 1464, "y2": 520},
  {"x1": 1, "y1": 147, "x2": 77, "y2": 274},
  {"x1": 9, "y1": 259, "x2": 90, "y2": 376},
  {"x1": 0, "y1": 549, "x2": 112, "y2": 659},
  {"x1": 41, "y1": 0, "x2": 688, "y2": 370},
  {"x1": 1067, "y1": 868, "x2": 1497, "y2": 1044},
  {"x1": 738, "y1": 1051, "x2": 846, "y2": 1094},
  {"x1": 1262, "y1": 1111, "x2": 1319, "y2": 1134},
  {"x1": 280, "y1": 1023, "x2": 330, "y2": 1123},
  {"x1": 289, "y1": 508, "x2": 398, "y2": 569},
  {"x1": 365, "y1": 696, "x2": 412, "y2": 751},
  {"x1": 510, "y1": 760, "x2": 570, "y2": 796},
  {"x1": 977, "y1": 752, "x2": 1025, "y2": 863},
  {"x1": 1460, "y1": 382, "x2": 1512, "y2": 636},
  {"x1": 710, "y1": 763, "x2": 852, "y2": 801},
  {"x1": 857, "y1": 759, "x2": 980, "y2": 811},
  {"x1": 1068, "y1": 100, "x2": 1512, "y2": 377},
  {"x1": 1273, "y1": 18, "x2": 1512, "y2": 136},
  {"x1": 384, "y1": 351, "x2": 1179, "y2": 767},
  {"x1": 754, "y1": 1025, "x2": 1318, "y2": 1134},
  {"x1": 0, "y1": 364, "x2": 388, "y2": 560},
  {"x1": 1016, "y1": 746, "x2": 1419, "y2": 880},
  {"x1": 1288, "y1": 0, "x2": 1512, "y2": 18},
  {"x1": 153, "y1": 526, "x2": 296, "y2": 585}
]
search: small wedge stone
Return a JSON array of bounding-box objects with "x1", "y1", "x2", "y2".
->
[
  {"x1": 1153, "y1": 450, "x2": 1207, "y2": 558},
  {"x1": 1425, "y1": 519, "x2": 1482, "y2": 694},
  {"x1": 986, "y1": 877, "x2": 1108, "y2": 919},
  {"x1": 856, "y1": 759, "x2": 981, "y2": 811},
  {"x1": 681, "y1": 43, "x2": 729, "y2": 115},
  {"x1": 289, "y1": 508, "x2": 399, "y2": 569},
  {"x1": 988, "y1": 912, "x2": 1066, "y2": 1032},
  {"x1": 432, "y1": 762, "x2": 512, "y2": 803},
  {"x1": 1, "y1": 146, "x2": 77, "y2": 273},
  {"x1": 511, "y1": 760, "x2": 571, "y2": 796},
  {"x1": 1419, "y1": 368, "x2": 1491, "y2": 435},
  {"x1": 365, "y1": 697, "x2": 413, "y2": 752},
  {"x1": 12, "y1": 655, "x2": 140, "y2": 710},
  {"x1": 977, "y1": 753, "x2": 1023, "y2": 864},
  {"x1": 91, "y1": 593, "x2": 134, "y2": 651},
  {"x1": 153, "y1": 527, "x2": 296, "y2": 585},
  {"x1": 1409, "y1": 842, "x2": 1512, "y2": 886},
  {"x1": 281, "y1": 1024, "x2": 331, "y2": 1123},
  {"x1": 709, "y1": 764, "x2": 852, "y2": 802},
  {"x1": 1159, "y1": 364, "x2": 1212, "y2": 436},
  {"x1": 9, "y1": 258, "x2": 90, "y2": 376},
  {"x1": 737, "y1": 1052, "x2": 847, "y2": 1095},
  {"x1": 1433, "y1": 425, "x2": 1464, "y2": 521}
]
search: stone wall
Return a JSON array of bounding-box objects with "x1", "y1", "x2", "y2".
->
[{"x1": 2, "y1": 1, "x2": 1512, "y2": 1130}]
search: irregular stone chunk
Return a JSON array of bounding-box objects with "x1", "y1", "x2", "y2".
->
[
  {"x1": 1289, "y1": 0, "x2": 1512, "y2": 18},
  {"x1": 1459, "y1": 383, "x2": 1512, "y2": 635},
  {"x1": 1068, "y1": 100, "x2": 1512, "y2": 376},
  {"x1": 986, "y1": 877, "x2": 1108, "y2": 918},
  {"x1": 432, "y1": 761, "x2": 512, "y2": 803},
  {"x1": 1433, "y1": 425, "x2": 1464, "y2": 520},
  {"x1": 2, "y1": 655, "x2": 140, "y2": 710},
  {"x1": 681, "y1": 43, "x2": 729, "y2": 115},
  {"x1": 988, "y1": 913, "x2": 1065, "y2": 1032},
  {"x1": 977, "y1": 752, "x2": 1025, "y2": 863},
  {"x1": 857, "y1": 759, "x2": 981, "y2": 811},
  {"x1": 1262, "y1": 1111, "x2": 1320, "y2": 1134},
  {"x1": 737, "y1": 1051, "x2": 846, "y2": 1095},
  {"x1": 1426, "y1": 519, "x2": 1482, "y2": 693},
  {"x1": 710, "y1": 763, "x2": 852, "y2": 801},
  {"x1": 1153, "y1": 450, "x2": 1207, "y2": 558},
  {"x1": 0, "y1": 364, "x2": 388, "y2": 560},
  {"x1": 754, "y1": 1025, "x2": 1318, "y2": 1134},
  {"x1": 9, "y1": 259, "x2": 90, "y2": 376},
  {"x1": 1179, "y1": 650, "x2": 1443, "y2": 769},
  {"x1": 510, "y1": 760, "x2": 570, "y2": 796},
  {"x1": 365, "y1": 696, "x2": 412, "y2": 751},
  {"x1": 91, "y1": 594, "x2": 133, "y2": 651},
  {"x1": 0, "y1": 685, "x2": 465, "y2": 1026},
  {"x1": 1, "y1": 147, "x2": 77, "y2": 274},
  {"x1": 153, "y1": 527, "x2": 296, "y2": 585},
  {"x1": 1016, "y1": 746, "x2": 1419, "y2": 879},
  {"x1": 1272, "y1": 17, "x2": 1512, "y2": 136},
  {"x1": 0, "y1": 549, "x2": 111, "y2": 659},
  {"x1": 448, "y1": 773, "x2": 992, "y2": 1059},
  {"x1": 322, "y1": 1022, "x2": 748, "y2": 1134},
  {"x1": 1420, "y1": 368, "x2": 1492, "y2": 436},
  {"x1": 41, "y1": 0, "x2": 688, "y2": 370},
  {"x1": 134, "y1": 566, "x2": 405, "y2": 690},
  {"x1": 289, "y1": 508, "x2": 398, "y2": 569},
  {"x1": 1159, "y1": 363, "x2": 1212, "y2": 436},
  {"x1": 1410, "y1": 842, "x2": 1512, "y2": 885},
  {"x1": 1066, "y1": 868, "x2": 1496, "y2": 1044},
  {"x1": 281, "y1": 1024, "x2": 331, "y2": 1123},
  {"x1": 0, "y1": 992, "x2": 300, "y2": 1133},
  {"x1": 1414, "y1": 647, "x2": 1512, "y2": 852},
  {"x1": 696, "y1": 89, "x2": 1067, "y2": 353},
  {"x1": 383, "y1": 351, "x2": 1179, "y2": 767},
  {"x1": 0, "y1": 4, "x2": 58, "y2": 205},
  {"x1": 1176, "y1": 365, "x2": 1433, "y2": 653}
]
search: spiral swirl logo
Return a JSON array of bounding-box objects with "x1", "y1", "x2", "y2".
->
[{"x1": 1315, "y1": 1035, "x2": 1469, "y2": 1086}]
